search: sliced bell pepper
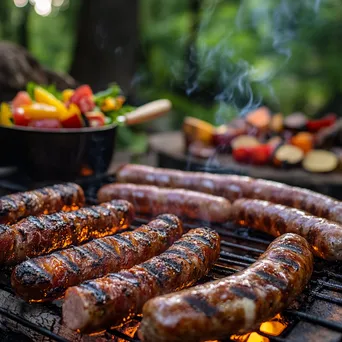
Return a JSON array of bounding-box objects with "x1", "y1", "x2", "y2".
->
[
  {"x1": 61, "y1": 103, "x2": 84, "y2": 128},
  {"x1": 13, "y1": 107, "x2": 30, "y2": 126},
  {"x1": 34, "y1": 86, "x2": 68, "y2": 117},
  {"x1": 85, "y1": 112, "x2": 105, "y2": 127},
  {"x1": 307, "y1": 113, "x2": 337, "y2": 132},
  {"x1": 101, "y1": 97, "x2": 117, "y2": 112},
  {"x1": 62, "y1": 89, "x2": 75, "y2": 103},
  {"x1": 116, "y1": 95, "x2": 126, "y2": 107},
  {"x1": 0, "y1": 103, "x2": 13, "y2": 127},
  {"x1": 233, "y1": 144, "x2": 272, "y2": 165},
  {"x1": 20, "y1": 103, "x2": 60, "y2": 120}
]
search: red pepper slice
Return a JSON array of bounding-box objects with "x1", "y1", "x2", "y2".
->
[
  {"x1": 307, "y1": 113, "x2": 337, "y2": 132},
  {"x1": 233, "y1": 144, "x2": 272, "y2": 165},
  {"x1": 85, "y1": 112, "x2": 105, "y2": 127},
  {"x1": 61, "y1": 113, "x2": 84, "y2": 128}
]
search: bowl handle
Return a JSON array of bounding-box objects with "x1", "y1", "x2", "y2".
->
[{"x1": 122, "y1": 99, "x2": 172, "y2": 126}]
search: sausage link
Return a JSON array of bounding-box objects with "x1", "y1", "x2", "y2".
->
[
  {"x1": 12, "y1": 214, "x2": 183, "y2": 302},
  {"x1": 231, "y1": 198, "x2": 342, "y2": 260},
  {"x1": 117, "y1": 164, "x2": 342, "y2": 224},
  {"x1": 139, "y1": 233, "x2": 313, "y2": 342},
  {"x1": 0, "y1": 183, "x2": 85, "y2": 224},
  {"x1": 97, "y1": 183, "x2": 231, "y2": 222},
  {"x1": 62, "y1": 227, "x2": 220, "y2": 332},
  {"x1": 0, "y1": 200, "x2": 134, "y2": 265}
]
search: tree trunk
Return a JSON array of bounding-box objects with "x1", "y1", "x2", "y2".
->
[
  {"x1": 0, "y1": 0, "x2": 13, "y2": 40},
  {"x1": 17, "y1": 4, "x2": 30, "y2": 49},
  {"x1": 69, "y1": 0, "x2": 138, "y2": 95}
]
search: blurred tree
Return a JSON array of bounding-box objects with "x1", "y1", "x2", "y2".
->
[
  {"x1": 0, "y1": 0, "x2": 30, "y2": 47},
  {"x1": 139, "y1": 0, "x2": 342, "y2": 123},
  {"x1": 70, "y1": 0, "x2": 138, "y2": 94}
]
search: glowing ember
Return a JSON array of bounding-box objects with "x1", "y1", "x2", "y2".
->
[
  {"x1": 231, "y1": 314, "x2": 287, "y2": 342},
  {"x1": 80, "y1": 166, "x2": 94, "y2": 177},
  {"x1": 260, "y1": 314, "x2": 287, "y2": 336}
]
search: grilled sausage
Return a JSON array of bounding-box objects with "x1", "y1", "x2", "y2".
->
[
  {"x1": 97, "y1": 183, "x2": 231, "y2": 223},
  {"x1": 117, "y1": 164, "x2": 342, "y2": 224},
  {"x1": 231, "y1": 198, "x2": 342, "y2": 261},
  {"x1": 62, "y1": 227, "x2": 220, "y2": 332},
  {"x1": 0, "y1": 200, "x2": 134, "y2": 265},
  {"x1": 12, "y1": 214, "x2": 183, "y2": 302},
  {"x1": 139, "y1": 233, "x2": 313, "y2": 342},
  {"x1": 0, "y1": 183, "x2": 85, "y2": 224}
]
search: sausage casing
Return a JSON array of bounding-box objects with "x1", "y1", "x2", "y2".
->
[
  {"x1": 11, "y1": 214, "x2": 183, "y2": 302},
  {"x1": 0, "y1": 200, "x2": 134, "y2": 265},
  {"x1": 117, "y1": 164, "x2": 342, "y2": 224},
  {"x1": 62, "y1": 227, "x2": 220, "y2": 332},
  {"x1": 0, "y1": 183, "x2": 85, "y2": 224},
  {"x1": 231, "y1": 198, "x2": 342, "y2": 260},
  {"x1": 139, "y1": 233, "x2": 313, "y2": 342},
  {"x1": 97, "y1": 183, "x2": 231, "y2": 222}
]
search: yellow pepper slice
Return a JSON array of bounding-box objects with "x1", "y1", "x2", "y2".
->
[
  {"x1": 0, "y1": 103, "x2": 13, "y2": 127},
  {"x1": 116, "y1": 95, "x2": 126, "y2": 107},
  {"x1": 60, "y1": 103, "x2": 81, "y2": 121},
  {"x1": 101, "y1": 97, "x2": 117, "y2": 112},
  {"x1": 34, "y1": 87, "x2": 68, "y2": 117},
  {"x1": 20, "y1": 103, "x2": 60, "y2": 120},
  {"x1": 62, "y1": 89, "x2": 75, "y2": 103}
]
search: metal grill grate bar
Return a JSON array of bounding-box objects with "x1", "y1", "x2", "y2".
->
[
  {"x1": 0, "y1": 176, "x2": 341, "y2": 342},
  {"x1": 220, "y1": 241, "x2": 265, "y2": 254},
  {"x1": 284, "y1": 310, "x2": 342, "y2": 332}
]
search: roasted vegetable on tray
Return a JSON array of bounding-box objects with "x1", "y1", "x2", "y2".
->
[{"x1": 183, "y1": 106, "x2": 341, "y2": 173}]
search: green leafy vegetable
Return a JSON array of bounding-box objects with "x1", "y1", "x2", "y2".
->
[
  {"x1": 94, "y1": 83, "x2": 122, "y2": 106},
  {"x1": 26, "y1": 82, "x2": 36, "y2": 100},
  {"x1": 105, "y1": 105, "x2": 136, "y2": 125},
  {"x1": 26, "y1": 82, "x2": 63, "y2": 101}
]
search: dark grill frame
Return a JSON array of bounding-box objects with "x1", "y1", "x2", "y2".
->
[{"x1": 0, "y1": 174, "x2": 341, "y2": 342}]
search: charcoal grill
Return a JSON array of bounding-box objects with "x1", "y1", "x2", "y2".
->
[{"x1": 0, "y1": 174, "x2": 341, "y2": 342}]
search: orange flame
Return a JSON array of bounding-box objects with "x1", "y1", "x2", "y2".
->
[
  {"x1": 231, "y1": 314, "x2": 287, "y2": 342},
  {"x1": 259, "y1": 314, "x2": 287, "y2": 336}
]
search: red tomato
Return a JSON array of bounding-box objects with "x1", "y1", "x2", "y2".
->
[
  {"x1": 13, "y1": 107, "x2": 30, "y2": 126},
  {"x1": 69, "y1": 85, "x2": 95, "y2": 113},
  {"x1": 28, "y1": 119, "x2": 62, "y2": 129},
  {"x1": 12, "y1": 91, "x2": 32, "y2": 109},
  {"x1": 85, "y1": 112, "x2": 105, "y2": 127}
]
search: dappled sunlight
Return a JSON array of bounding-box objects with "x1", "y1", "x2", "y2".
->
[{"x1": 13, "y1": 0, "x2": 68, "y2": 16}]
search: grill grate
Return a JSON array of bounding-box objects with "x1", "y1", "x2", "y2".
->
[{"x1": 0, "y1": 175, "x2": 341, "y2": 342}]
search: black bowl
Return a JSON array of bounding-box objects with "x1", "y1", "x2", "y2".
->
[{"x1": 0, "y1": 124, "x2": 117, "y2": 181}]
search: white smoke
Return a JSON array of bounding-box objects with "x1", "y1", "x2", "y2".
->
[{"x1": 184, "y1": 0, "x2": 323, "y2": 124}]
